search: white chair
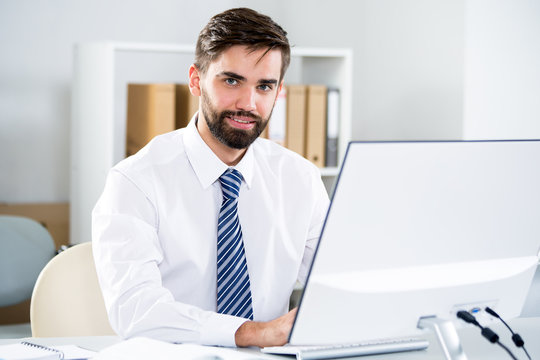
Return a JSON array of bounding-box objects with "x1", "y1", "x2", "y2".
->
[{"x1": 30, "y1": 242, "x2": 116, "y2": 337}]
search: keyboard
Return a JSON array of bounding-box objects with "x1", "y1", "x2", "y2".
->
[{"x1": 261, "y1": 337, "x2": 429, "y2": 359}]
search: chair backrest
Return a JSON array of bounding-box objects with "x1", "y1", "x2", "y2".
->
[
  {"x1": 30, "y1": 242, "x2": 116, "y2": 337},
  {"x1": 0, "y1": 215, "x2": 56, "y2": 307}
]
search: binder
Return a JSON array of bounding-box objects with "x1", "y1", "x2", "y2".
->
[
  {"x1": 260, "y1": 124, "x2": 269, "y2": 139},
  {"x1": 305, "y1": 85, "x2": 327, "y2": 167},
  {"x1": 175, "y1": 84, "x2": 199, "y2": 129},
  {"x1": 268, "y1": 87, "x2": 287, "y2": 146},
  {"x1": 285, "y1": 85, "x2": 307, "y2": 157},
  {"x1": 325, "y1": 88, "x2": 340, "y2": 167},
  {"x1": 126, "y1": 83, "x2": 175, "y2": 157}
]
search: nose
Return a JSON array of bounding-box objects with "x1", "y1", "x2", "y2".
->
[{"x1": 235, "y1": 87, "x2": 256, "y2": 112}]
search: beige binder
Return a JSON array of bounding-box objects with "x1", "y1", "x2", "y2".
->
[
  {"x1": 175, "y1": 84, "x2": 199, "y2": 129},
  {"x1": 286, "y1": 85, "x2": 307, "y2": 157},
  {"x1": 126, "y1": 83, "x2": 176, "y2": 157},
  {"x1": 305, "y1": 85, "x2": 327, "y2": 167}
]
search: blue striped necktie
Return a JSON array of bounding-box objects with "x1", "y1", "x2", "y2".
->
[{"x1": 216, "y1": 168, "x2": 254, "y2": 320}]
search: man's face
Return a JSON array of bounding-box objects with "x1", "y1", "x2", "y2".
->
[{"x1": 198, "y1": 46, "x2": 283, "y2": 149}]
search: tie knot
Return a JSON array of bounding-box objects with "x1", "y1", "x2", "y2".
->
[{"x1": 219, "y1": 169, "x2": 243, "y2": 200}]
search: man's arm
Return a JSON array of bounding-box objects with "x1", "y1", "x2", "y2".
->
[
  {"x1": 93, "y1": 169, "x2": 246, "y2": 346},
  {"x1": 234, "y1": 165, "x2": 330, "y2": 348},
  {"x1": 298, "y1": 167, "x2": 331, "y2": 285},
  {"x1": 235, "y1": 308, "x2": 297, "y2": 347}
]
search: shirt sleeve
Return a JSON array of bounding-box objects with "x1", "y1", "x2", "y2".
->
[
  {"x1": 297, "y1": 167, "x2": 331, "y2": 286},
  {"x1": 92, "y1": 169, "x2": 247, "y2": 346}
]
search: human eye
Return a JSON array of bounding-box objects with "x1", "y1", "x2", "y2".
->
[
  {"x1": 224, "y1": 78, "x2": 238, "y2": 86},
  {"x1": 257, "y1": 84, "x2": 274, "y2": 92}
]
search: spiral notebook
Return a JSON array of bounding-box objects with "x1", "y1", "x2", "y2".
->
[{"x1": 0, "y1": 341, "x2": 96, "y2": 360}]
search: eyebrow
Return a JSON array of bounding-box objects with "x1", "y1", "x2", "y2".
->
[
  {"x1": 218, "y1": 71, "x2": 246, "y2": 82},
  {"x1": 259, "y1": 79, "x2": 279, "y2": 85},
  {"x1": 218, "y1": 71, "x2": 278, "y2": 85}
]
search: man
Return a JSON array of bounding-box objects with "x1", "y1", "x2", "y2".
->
[{"x1": 92, "y1": 7, "x2": 329, "y2": 348}]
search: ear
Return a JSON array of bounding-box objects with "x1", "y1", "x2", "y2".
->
[
  {"x1": 189, "y1": 64, "x2": 202, "y2": 97},
  {"x1": 277, "y1": 80, "x2": 284, "y2": 95}
]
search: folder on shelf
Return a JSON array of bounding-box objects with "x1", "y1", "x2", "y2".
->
[
  {"x1": 305, "y1": 85, "x2": 327, "y2": 167},
  {"x1": 286, "y1": 85, "x2": 307, "y2": 157},
  {"x1": 268, "y1": 87, "x2": 287, "y2": 146},
  {"x1": 175, "y1": 84, "x2": 199, "y2": 129},
  {"x1": 325, "y1": 88, "x2": 340, "y2": 167},
  {"x1": 126, "y1": 83, "x2": 175, "y2": 157}
]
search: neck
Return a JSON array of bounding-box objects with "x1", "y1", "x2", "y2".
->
[{"x1": 196, "y1": 114, "x2": 247, "y2": 166}]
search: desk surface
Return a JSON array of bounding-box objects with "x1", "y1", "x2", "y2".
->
[{"x1": 1, "y1": 317, "x2": 539, "y2": 359}]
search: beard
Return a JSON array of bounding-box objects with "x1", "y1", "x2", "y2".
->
[{"x1": 200, "y1": 89, "x2": 271, "y2": 149}]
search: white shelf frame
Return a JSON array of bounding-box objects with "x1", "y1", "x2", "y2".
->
[{"x1": 71, "y1": 42, "x2": 352, "y2": 244}]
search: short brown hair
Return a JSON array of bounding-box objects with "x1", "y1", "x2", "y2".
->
[{"x1": 195, "y1": 8, "x2": 291, "y2": 81}]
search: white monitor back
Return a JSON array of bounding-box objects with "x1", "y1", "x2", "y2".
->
[{"x1": 290, "y1": 140, "x2": 540, "y2": 345}]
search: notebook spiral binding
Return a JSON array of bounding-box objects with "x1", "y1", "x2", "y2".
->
[{"x1": 21, "y1": 341, "x2": 65, "y2": 359}]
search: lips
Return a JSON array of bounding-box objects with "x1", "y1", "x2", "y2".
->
[
  {"x1": 229, "y1": 116, "x2": 255, "y2": 123},
  {"x1": 227, "y1": 115, "x2": 256, "y2": 129}
]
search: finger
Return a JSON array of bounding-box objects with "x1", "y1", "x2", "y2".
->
[{"x1": 286, "y1": 307, "x2": 298, "y2": 319}]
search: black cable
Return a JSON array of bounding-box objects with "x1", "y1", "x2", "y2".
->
[
  {"x1": 485, "y1": 307, "x2": 532, "y2": 360},
  {"x1": 496, "y1": 341, "x2": 521, "y2": 360},
  {"x1": 456, "y1": 310, "x2": 518, "y2": 360}
]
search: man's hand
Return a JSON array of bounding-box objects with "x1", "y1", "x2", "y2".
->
[{"x1": 235, "y1": 308, "x2": 298, "y2": 348}]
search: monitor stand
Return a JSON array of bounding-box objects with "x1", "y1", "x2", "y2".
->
[{"x1": 418, "y1": 316, "x2": 468, "y2": 360}]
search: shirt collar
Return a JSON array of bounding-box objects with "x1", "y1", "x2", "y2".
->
[{"x1": 184, "y1": 114, "x2": 254, "y2": 190}]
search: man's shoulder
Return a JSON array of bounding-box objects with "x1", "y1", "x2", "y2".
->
[
  {"x1": 252, "y1": 138, "x2": 320, "y2": 176},
  {"x1": 115, "y1": 129, "x2": 188, "y2": 176}
]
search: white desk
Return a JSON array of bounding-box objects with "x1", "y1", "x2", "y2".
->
[{"x1": 1, "y1": 317, "x2": 538, "y2": 359}]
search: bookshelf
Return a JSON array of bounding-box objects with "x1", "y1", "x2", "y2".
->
[{"x1": 71, "y1": 42, "x2": 352, "y2": 244}]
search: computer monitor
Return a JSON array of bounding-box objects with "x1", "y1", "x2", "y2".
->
[{"x1": 290, "y1": 140, "x2": 540, "y2": 345}]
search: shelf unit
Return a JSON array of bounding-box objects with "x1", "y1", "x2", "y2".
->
[{"x1": 71, "y1": 42, "x2": 353, "y2": 244}]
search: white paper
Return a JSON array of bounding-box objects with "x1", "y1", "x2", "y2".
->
[
  {"x1": 0, "y1": 343, "x2": 97, "y2": 360},
  {"x1": 54, "y1": 345, "x2": 96, "y2": 360},
  {"x1": 0, "y1": 342, "x2": 60, "y2": 360},
  {"x1": 93, "y1": 337, "x2": 272, "y2": 360}
]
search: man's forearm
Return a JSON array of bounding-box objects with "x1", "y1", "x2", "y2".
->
[
  {"x1": 235, "y1": 321, "x2": 262, "y2": 347},
  {"x1": 234, "y1": 308, "x2": 297, "y2": 347}
]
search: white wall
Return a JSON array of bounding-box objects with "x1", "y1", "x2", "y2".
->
[
  {"x1": 1, "y1": 0, "x2": 539, "y2": 203},
  {"x1": 274, "y1": 0, "x2": 466, "y2": 141},
  {"x1": 0, "y1": 0, "x2": 239, "y2": 203},
  {"x1": 463, "y1": 0, "x2": 540, "y2": 139}
]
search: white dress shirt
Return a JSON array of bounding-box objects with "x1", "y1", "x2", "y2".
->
[{"x1": 92, "y1": 118, "x2": 329, "y2": 346}]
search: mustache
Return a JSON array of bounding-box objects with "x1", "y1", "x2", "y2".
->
[{"x1": 220, "y1": 110, "x2": 262, "y2": 122}]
